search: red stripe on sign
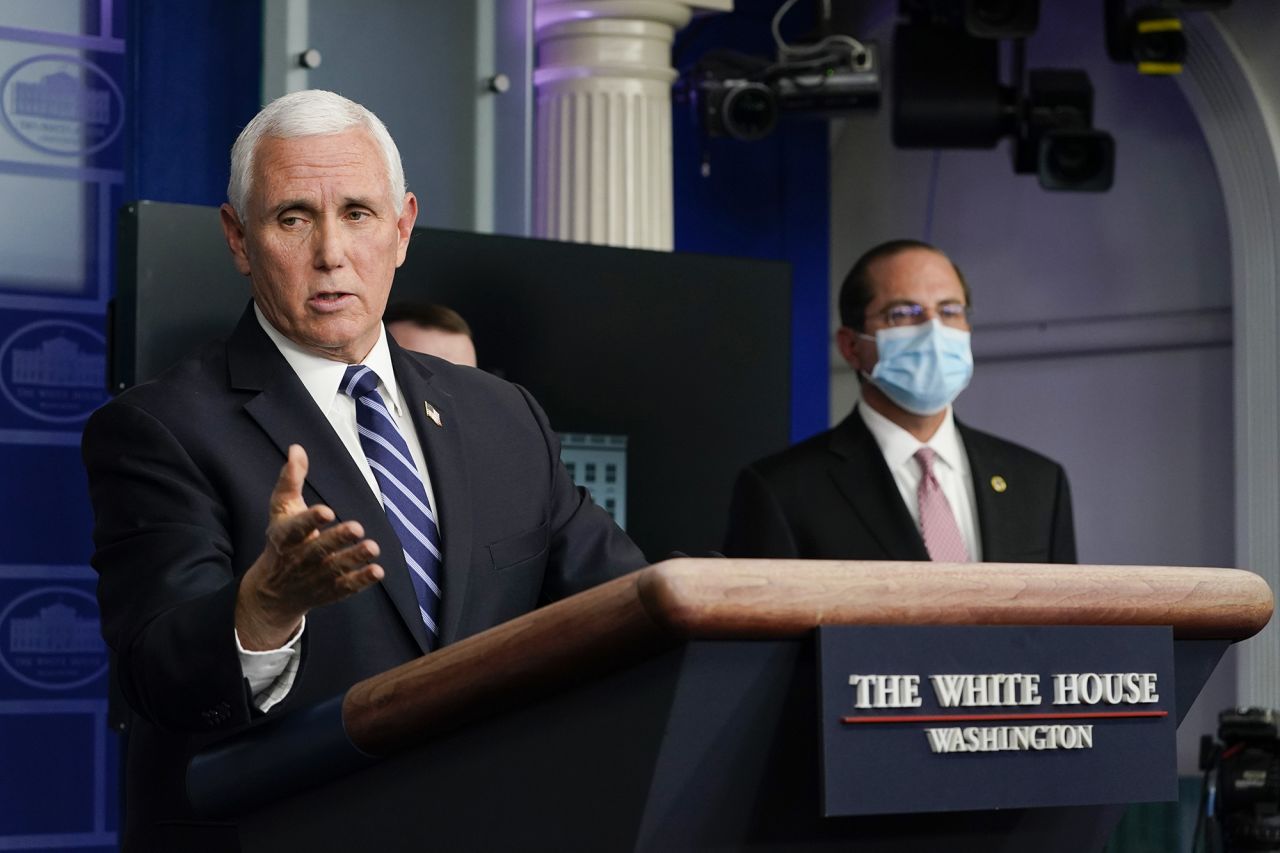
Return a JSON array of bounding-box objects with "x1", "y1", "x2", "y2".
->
[{"x1": 840, "y1": 710, "x2": 1169, "y2": 724}]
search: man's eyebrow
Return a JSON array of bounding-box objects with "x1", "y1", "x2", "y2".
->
[
  {"x1": 269, "y1": 198, "x2": 316, "y2": 217},
  {"x1": 341, "y1": 195, "x2": 382, "y2": 210},
  {"x1": 265, "y1": 196, "x2": 385, "y2": 218}
]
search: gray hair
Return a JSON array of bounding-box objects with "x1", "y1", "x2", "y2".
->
[{"x1": 227, "y1": 89, "x2": 406, "y2": 218}]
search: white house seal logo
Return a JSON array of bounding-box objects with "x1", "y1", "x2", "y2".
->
[
  {"x1": 0, "y1": 319, "x2": 107, "y2": 424},
  {"x1": 0, "y1": 586, "x2": 107, "y2": 691},
  {"x1": 1, "y1": 54, "x2": 124, "y2": 156}
]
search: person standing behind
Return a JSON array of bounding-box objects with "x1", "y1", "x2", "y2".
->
[
  {"x1": 724, "y1": 238, "x2": 1076, "y2": 564},
  {"x1": 385, "y1": 301, "x2": 478, "y2": 367}
]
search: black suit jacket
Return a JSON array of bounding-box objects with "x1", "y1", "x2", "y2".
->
[
  {"x1": 724, "y1": 407, "x2": 1076, "y2": 563},
  {"x1": 82, "y1": 305, "x2": 647, "y2": 849}
]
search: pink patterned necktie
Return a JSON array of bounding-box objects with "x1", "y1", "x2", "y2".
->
[{"x1": 914, "y1": 447, "x2": 970, "y2": 562}]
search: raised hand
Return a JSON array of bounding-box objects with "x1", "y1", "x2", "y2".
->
[{"x1": 235, "y1": 444, "x2": 384, "y2": 650}]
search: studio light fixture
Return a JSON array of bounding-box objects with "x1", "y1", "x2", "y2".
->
[{"x1": 892, "y1": 1, "x2": 1115, "y2": 192}]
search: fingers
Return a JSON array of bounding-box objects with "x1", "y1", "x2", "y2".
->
[
  {"x1": 312, "y1": 526, "x2": 383, "y2": 594},
  {"x1": 269, "y1": 513, "x2": 377, "y2": 564},
  {"x1": 267, "y1": 503, "x2": 335, "y2": 552},
  {"x1": 335, "y1": 563, "x2": 385, "y2": 596},
  {"x1": 265, "y1": 512, "x2": 383, "y2": 596},
  {"x1": 311, "y1": 521, "x2": 379, "y2": 567},
  {"x1": 269, "y1": 444, "x2": 309, "y2": 521}
]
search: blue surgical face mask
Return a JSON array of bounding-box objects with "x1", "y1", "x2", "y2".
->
[{"x1": 859, "y1": 319, "x2": 973, "y2": 416}]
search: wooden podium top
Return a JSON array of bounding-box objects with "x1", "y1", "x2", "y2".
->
[{"x1": 342, "y1": 559, "x2": 1273, "y2": 755}]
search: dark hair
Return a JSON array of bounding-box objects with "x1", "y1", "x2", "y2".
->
[
  {"x1": 837, "y1": 239, "x2": 972, "y2": 330},
  {"x1": 383, "y1": 302, "x2": 473, "y2": 337}
]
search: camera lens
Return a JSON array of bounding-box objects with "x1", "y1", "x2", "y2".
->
[
  {"x1": 1048, "y1": 140, "x2": 1101, "y2": 182},
  {"x1": 722, "y1": 83, "x2": 778, "y2": 141},
  {"x1": 1038, "y1": 129, "x2": 1114, "y2": 191},
  {"x1": 1133, "y1": 31, "x2": 1186, "y2": 64}
]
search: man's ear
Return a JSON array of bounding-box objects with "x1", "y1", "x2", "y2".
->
[
  {"x1": 219, "y1": 204, "x2": 252, "y2": 277},
  {"x1": 835, "y1": 326, "x2": 866, "y2": 372},
  {"x1": 395, "y1": 192, "x2": 419, "y2": 267}
]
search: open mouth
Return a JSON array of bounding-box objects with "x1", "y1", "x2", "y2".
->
[{"x1": 310, "y1": 291, "x2": 353, "y2": 310}]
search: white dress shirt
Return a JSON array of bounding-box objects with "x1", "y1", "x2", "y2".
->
[
  {"x1": 857, "y1": 403, "x2": 983, "y2": 561},
  {"x1": 238, "y1": 304, "x2": 440, "y2": 710}
]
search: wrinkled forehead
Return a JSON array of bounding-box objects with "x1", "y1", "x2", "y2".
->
[
  {"x1": 866, "y1": 248, "x2": 966, "y2": 305},
  {"x1": 250, "y1": 130, "x2": 395, "y2": 203},
  {"x1": 252, "y1": 128, "x2": 377, "y2": 171}
]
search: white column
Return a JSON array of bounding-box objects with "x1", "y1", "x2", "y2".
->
[
  {"x1": 1179, "y1": 14, "x2": 1280, "y2": 711},
  {"x1": 533, "y1": 0, "x2": 731, "y2": 250}
]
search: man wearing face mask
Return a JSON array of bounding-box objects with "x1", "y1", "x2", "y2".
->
[{"x1": 724, "y1": 238, "x2": 1076, "y2": 564}]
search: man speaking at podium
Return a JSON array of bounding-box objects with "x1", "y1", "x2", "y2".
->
[
  {"x1": 725, "y1": 239, "x2": 1076, "y2": 565},
  {"x1": 82, "y1": 90, "x2": 646, "y2": 849}
]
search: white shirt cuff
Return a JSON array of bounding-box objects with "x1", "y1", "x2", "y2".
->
[{"x1": 236, "y1": 618, "x2": 305, "y2": 712}]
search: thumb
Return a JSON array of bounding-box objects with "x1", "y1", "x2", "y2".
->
[{"x1": 269, "y1": 444, "x2": 309, "y2": 520}]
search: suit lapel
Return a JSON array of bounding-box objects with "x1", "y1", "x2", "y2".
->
[
  {"x1": 227, "y1": 306, "x2": 431, "y2": 654},
  {"x1": 390, "y1": 344, "x2": 474, "y2": 646},
  {"x1": 959, "y1": 421, "x2": 1006, "y2": 562},
  {"x1": 828, "y1": 408, "x2": 930, "y2": 561}
]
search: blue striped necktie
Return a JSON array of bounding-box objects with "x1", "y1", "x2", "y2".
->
[{"x1": 340, "y1": 364, "x2": 442, "y2": 646}]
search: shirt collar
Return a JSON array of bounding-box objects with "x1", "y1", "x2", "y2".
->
[
  {"x1": 857, "y1": 401, "x2": 965, "y2": 474},
  {"x1": 254, "y1": 302, "x2": 402, "y2": 415}
]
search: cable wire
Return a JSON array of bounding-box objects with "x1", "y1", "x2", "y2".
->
[{"x1": 770, "y1": 0, "x2": 867, "y2": 63}]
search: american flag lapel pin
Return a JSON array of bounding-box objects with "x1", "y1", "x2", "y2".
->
[{"x1": 423, "y1": 401, "x2": 443, "y2": 428}]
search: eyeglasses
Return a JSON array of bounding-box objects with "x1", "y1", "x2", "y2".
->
[{"x1": 866, "y1": 302, "x2": 971, "y2": 329}]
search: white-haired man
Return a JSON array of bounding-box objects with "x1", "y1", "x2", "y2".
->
[{"x1": 82, "y1": 90, "x2": 646, "y2": 849}]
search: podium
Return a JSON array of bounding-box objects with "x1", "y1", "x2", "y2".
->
[{"x1": 188, "y1": 560, "x2": 1272, "y2": 852}]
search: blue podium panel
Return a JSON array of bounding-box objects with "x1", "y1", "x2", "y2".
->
[{"x1": 819, "y1": 625, "x2": 1177, "y2": 816}]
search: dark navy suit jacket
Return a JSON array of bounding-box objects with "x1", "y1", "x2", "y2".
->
[
  {"x1": 724, "y1": 407, "x2": 1076, "y2": 563},
  {"x1": 83, "y1": 305, "x2": 647, "y2": 849}
]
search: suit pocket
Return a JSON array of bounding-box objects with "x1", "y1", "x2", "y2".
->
[{"x1": 487, "y1": 521, "x2": 549, "y2": 571}]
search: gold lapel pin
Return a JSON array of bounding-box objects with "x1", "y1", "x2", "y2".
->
[
  {"x1": 990, "y1": 475, "x2": 1008, "y2": 493},
  {"x1": 423, "y1": 402, "x2": 443, "y2": 428}
]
